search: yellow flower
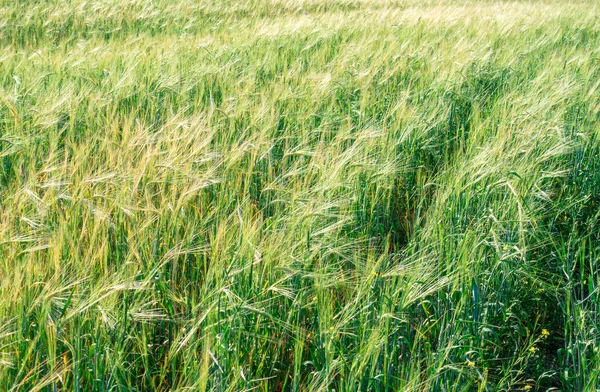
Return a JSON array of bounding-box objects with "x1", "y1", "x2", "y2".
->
[
  {"x1": 313, "y1": 296, "x2": 318, "y2": 302},
  {"x1": 524, "y1": 386, "x2": 532, "y2": 390},
  {"x1": 541, "y1": 329, "x2": 550, "y2": 338},
  {"x1": 467, "y1": 361, "x2": 475, "y2": 368},
  {"x1": 529, "y1": 346, "x2": 536, "y2": 354}
]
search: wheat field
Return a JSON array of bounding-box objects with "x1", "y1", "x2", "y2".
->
[{"x1": 0, "y1": 0, "x2": 599, "y2": 391}]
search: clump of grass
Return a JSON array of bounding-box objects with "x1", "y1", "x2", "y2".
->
[{"x1": 0, "y1": 0, "x2": 599, "y2": 390}]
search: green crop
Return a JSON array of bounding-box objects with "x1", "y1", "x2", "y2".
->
[{"x1": 0, "y1": 0, "x2": 598, "y2": 390}]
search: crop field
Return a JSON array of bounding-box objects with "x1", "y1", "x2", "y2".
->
[{"x1": 0, "y1": 0, "x2": 599, "y2": 391}]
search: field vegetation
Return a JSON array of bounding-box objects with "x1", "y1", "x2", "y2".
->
[{"x1": 0, "y1": 0, "x2": 599, "y2": 390}]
